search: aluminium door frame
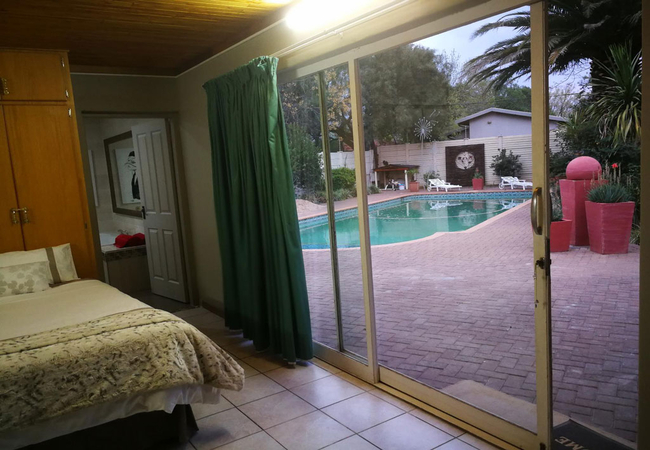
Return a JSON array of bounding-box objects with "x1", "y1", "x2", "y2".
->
[
  {"x1": 283, "y1": 2, "x2": 553, "y2": 449},
  {"x1": 78, "y1": 111, "x2": 198, "y2": 306}
]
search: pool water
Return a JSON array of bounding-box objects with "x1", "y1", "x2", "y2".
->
[{"x1": 299, "y1": 198, "x2": 526, "y2": 248}]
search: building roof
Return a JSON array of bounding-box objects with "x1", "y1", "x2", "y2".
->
[
  {"x1": 455, "y1": 107, "x2": 567, "y2": 126},
  {"x1": 375, "y1": 164, "x2": 420, "y2": 172}
]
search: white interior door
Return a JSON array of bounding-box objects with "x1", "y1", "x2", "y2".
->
[{"x1": 132, "y1": 119, "x2": 187, "y2": 302}]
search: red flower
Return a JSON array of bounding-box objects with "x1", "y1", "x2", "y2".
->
[{"x1": 612, "y1": 163, "x2": 619, "y2": 169}]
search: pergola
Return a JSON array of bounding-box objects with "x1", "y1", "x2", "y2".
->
[{"x1": 373, "y1": 164, "x2": 420, "y2": 189}]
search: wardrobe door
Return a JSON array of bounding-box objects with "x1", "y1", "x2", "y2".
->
[
  {"x1": 4, "y1": 105, "x2": 96, "y2": 278},
  {"x1": 0, "y1": 51, "x2": 68, "y2": 102},
  {"x1": 0, "y1": 107, "x2": 24, "y2": 252}
]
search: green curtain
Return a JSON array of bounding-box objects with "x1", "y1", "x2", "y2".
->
[{"x1": 203, "y1": 56, "x2": 313, "y2": 362}]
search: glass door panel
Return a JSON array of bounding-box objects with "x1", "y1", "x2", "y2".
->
[
  {"x1": 280, "y1": 63, "x2": 370, "y2": 371},
  {"x1": 280, "y1": 74, "x2": 339, "y2": 351},
  {"x1": 350, "y1": 3, "x2": 552, "y2": 445}
]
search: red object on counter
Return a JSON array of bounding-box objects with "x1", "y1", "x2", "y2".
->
[{"x1": 114, "y1": 233, "x2": 146, "y2": 248}]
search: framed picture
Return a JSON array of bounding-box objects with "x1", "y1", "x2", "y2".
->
[{"x1": 104, "y1": 131, "x2": 142, "y2": 217}]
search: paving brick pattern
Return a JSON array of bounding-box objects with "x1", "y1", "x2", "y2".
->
[{"x1": 301, "y1": 203, "x2": 639, "y2": 442}]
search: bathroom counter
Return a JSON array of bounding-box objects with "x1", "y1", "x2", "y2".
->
[{"x1": 101, "y1": 244, "x2": 147, "y2": 262}]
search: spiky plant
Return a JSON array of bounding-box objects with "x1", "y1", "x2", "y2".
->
[{"x1": 588, "y1": 44, "x2": 642, "y2": 145}]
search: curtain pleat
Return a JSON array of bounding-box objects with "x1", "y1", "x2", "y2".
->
[{"x1": 203, "y1": 56, "x2": 313, "y2": 362}]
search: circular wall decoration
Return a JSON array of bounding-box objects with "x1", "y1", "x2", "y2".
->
[{"x1": 455, "y1": 151, "x2": 475, "y2": 170}]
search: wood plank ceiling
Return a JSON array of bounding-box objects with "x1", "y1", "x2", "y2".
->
[{"x1": 0, "y1": 0, "x2": 289, "y2": 75}]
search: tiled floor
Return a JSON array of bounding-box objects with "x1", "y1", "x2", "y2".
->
[{"x1": 172, "y1": 307, "x2": 502, "y2": 450}]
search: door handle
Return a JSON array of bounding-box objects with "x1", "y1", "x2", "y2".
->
[
  {"x1": 9, "y1": 208, "x2": 19, "y2": 224},
  {"x1": 19, "y1": 207, "x2": 30, "y2": 224},
  {"x1": 141, "y1": 206, "x2": 146, "y2": 219},
  {"x1": 530, "y1": 187, "x2": 543, "y2": 235}
]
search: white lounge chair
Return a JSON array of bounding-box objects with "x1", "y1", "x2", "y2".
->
[
  {"x1": 499, "y1": 176, "x2": 533, "y2": 190},
  {"x1": 427, "y1": 178, "x2": 462, "y2": 192}
]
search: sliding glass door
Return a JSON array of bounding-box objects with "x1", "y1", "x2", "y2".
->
[{"x1": 280, "y1": 2, "x2": 556, "y2": 448}]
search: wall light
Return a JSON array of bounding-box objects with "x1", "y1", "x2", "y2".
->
[{"x1": 285, "y1": 0, "x2": 373, "y2": 32}]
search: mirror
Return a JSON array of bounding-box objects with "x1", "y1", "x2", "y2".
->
[{"x1": 104, "y1": 131, "x2": 142, "y2": 217}]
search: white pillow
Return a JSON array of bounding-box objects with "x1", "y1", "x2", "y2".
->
[
  {"x1": 0, "y1": 243, "x2": 79, "y2": 284},
  {"x1": 0, "y1": 261, "x2": 51, "y2": 297}
]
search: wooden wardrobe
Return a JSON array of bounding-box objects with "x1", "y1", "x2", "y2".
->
[{"x1": 0, "y1": 49, "x2": 97, "y2": 278}]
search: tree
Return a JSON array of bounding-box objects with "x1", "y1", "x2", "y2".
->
[
  {"x1": 359, "y1": 44, "x2": 454, "y2": 144},
  {"x1": 549, "y1": 83, "x2": 579, "y2": 117},
  {"x1": 462, "y1": 0, "x2": 641, "y2": 90},
  {"x1": 494, "y1": 84, "x2": 531, "y2": 111},
  {"x1": 286, "y1": 124, "x2": 323, "y2": 195}
]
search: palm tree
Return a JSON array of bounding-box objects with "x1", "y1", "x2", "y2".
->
[{"x1": 463, "y1": 0, "x2": 641, "y2": 90}]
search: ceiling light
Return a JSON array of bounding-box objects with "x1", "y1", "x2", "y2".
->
[{"x1": 286, "y1": 0, "x2": 373, "y2": 32}]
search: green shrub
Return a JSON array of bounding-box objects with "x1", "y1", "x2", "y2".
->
[
  {"x1": 550, "y1": 183, "x2": 563, "y2": 221},
  {"x1": 490, "y1": 149, "x2": 523, "y2": 177},
  {"x1": 587, "y1": 183, "x2": 633, "y2": 203},
  {"x1": 331, "y1": 167, "x2": 356, "y2": 191},
  {"x1": 333, "y1": 188, "x2": 356, "y2": 201},
  {"x1": 422, "y1": 171, "x2": 439, "y2": 185},
  {"x1": 368, "y1": 185, "x2": 381, "y2": 194}
]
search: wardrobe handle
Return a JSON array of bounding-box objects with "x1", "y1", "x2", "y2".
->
[
  {"x1": 9, "y1": 208, "x2": 19, "y2": 225},
  {"x1": 1, "y1": 78, "x2": 8, "y2": 96},
  {"x1": 19, "y1": 207, "x2": 30, "y2": 224}
]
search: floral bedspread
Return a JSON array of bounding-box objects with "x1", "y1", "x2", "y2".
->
[{"x1": 0, "y1": 308, "x2": 244, "y2": 432}]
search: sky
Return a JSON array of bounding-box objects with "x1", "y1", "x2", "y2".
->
[{"x1": 416, "y1": 7, "x2": 589, "y2": 92}]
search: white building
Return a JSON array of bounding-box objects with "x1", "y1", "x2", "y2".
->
[{"x1": 455, "y1": 107, "x2": 567, "y2": 139}]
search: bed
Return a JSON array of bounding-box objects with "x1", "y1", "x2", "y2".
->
[{"x1": 0, "y1": 279, "x2": 244, "y2": 449}]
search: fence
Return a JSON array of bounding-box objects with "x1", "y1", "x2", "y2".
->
[{"x1": 329, "y1": 131, "x2": 561, "y2": 188}]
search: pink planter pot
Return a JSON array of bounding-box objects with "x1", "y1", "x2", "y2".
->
[
  {"x1": 550, "y1": 219, "x2": 572, "y2": 252},
  {"x1": 585, "y1": 201, "x2": 635, "y2": 254},
  {"x1": 472, "y1": 179, "x2": 484, "y2": 190}
]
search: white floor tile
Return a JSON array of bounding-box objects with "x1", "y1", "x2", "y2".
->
[
  {"x1": 224, "y1": 340, "x2": 261, "y2": 359},
  {"x1": 242, "y1": 353, "x2": 286, "y2": 373},
  {"x1": 323, "y1": 435, "x2": 379, "y2": 449},
  {"x1": 367, "y1": 389, "x2": 416, "y2": 412},
  {"x1": 360, "y1": 414, "x2": 453, "y2": 450},
  {"x1": 409, "y1": 409, "x2": 464, "y2": 437},
  {"x1": 311, "y1": 359, "x2": 342, "y2": 374},
  {"x1": 291, "y1": 375, "x2": 364, "y2": 409},
  {"x1": 321, "y1": 392, "x2": 403, "y2": 433},
  {"x1": 234, "y1": 359, "x2": 260, "y2": 378},
  {"x1": 213, "y1": 431, "x2": 284, "y2": 450},
  {"x1": 191, "y1": 398, "x2": 234, "y2": 420},
  {"x1": 191, "y1": 408, "x2": 260, "y2": 450},
  {"x1": 457, "y1": 433, "x2": 501, "y2": 450},
  {"x1": 265, "y1": 362, "x2": 331, "y2": 389},
  {"x1": 266, "y1": 411, "x2": 354, "y2": 450},
  {"x1": 334, "y1": 372, "x2": 375, "y2": 391},
  {"x1": 222, "y1": 374, "x2": 285, "y2": 406},
  {"x1": 239, "y1": 390, "x2": 316, "y2": 429},
  {"x1": 435, "y1": 439, "x2": 478, "y2": 450}
]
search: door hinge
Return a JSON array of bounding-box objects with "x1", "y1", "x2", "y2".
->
[
  {"x1": 61, "y1": 57, "x2": 65, "y2": 67},
  {"x1": 68, "y1": 108, "x2": 72, "y2": 117},
  {"x1": 65, "y1": 89, "x2": 69, "y2": 98}
]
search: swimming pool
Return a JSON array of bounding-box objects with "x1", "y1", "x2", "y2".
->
[{"x1": 299, "y1": 194, "x2": 530, "y2": 249}]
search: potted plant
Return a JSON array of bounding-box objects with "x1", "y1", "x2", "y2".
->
[
  {"x1": 550, "y1": 184, "x2": 572, "y2": 252},
  {"x1": 585, "y1": 164, "x2": 635, "y2": 254},
  {"x1": 407, "y1": 168, "x2": 419, "y2": 192},
  {"x1": 472, "y1": 169, "x2": 484, "y2": 190}
]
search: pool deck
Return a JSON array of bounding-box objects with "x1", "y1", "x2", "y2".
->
[
  {"x1": 297, "y1": 186, "x2": 518, "y2": 220},
  {"x1": 301, "y1": 200, "x2": 639, "y2": 442}
]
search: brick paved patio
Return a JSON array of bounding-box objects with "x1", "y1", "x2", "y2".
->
[{"x1": 301, "y1": 200, "x2": 639, "y2": 442}]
